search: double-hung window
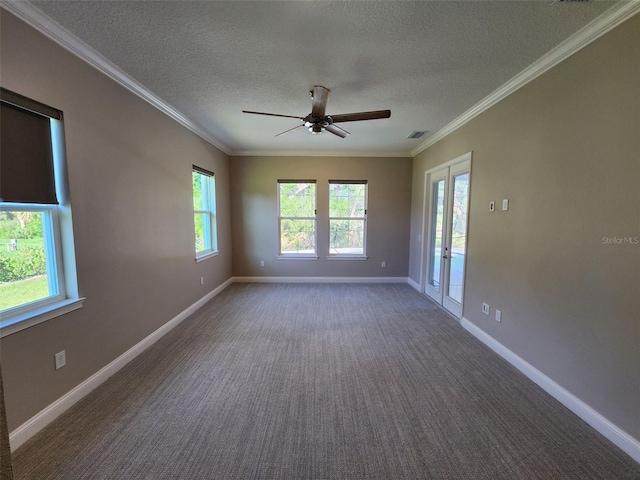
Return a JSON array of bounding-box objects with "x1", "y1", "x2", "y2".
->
[
  {"x1": 328, "y1": 181, "x2": 367, "y2": 257},
  {"x1": 0, "y1": 88, "x2": 81, "y2": 336},
  {"x1": 192, "y1": 167, "x2": 217, "y2": 260},
  {"x1": 278, "y1": 181, "x2": 317, "y2": 257}
]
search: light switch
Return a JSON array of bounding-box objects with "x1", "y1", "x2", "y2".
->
[
  {"x1": 489, "y1": 201, "x2": 495, "y2": 212},
  {"x1": 502, "y1": 199, "x2": 509, "y2": 211}
]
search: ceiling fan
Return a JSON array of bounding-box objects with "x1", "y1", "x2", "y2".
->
[{"x1": 242, "y1": 85, "x2": 391, "y2": 138}]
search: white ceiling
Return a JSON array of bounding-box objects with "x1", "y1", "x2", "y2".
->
[{"x1": 23, "y1": 1, "x2": 618, "y2": 156}]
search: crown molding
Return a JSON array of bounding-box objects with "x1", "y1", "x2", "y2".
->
[
  {"x1": 0, "y1": 0, "x2": 232, "y2": 155},
  {"x1": 230, "y1": 149, "x2": 411, "y2": 158},
  {"x1": 411, "y1": 1, "x2": 640, "y2": 157}
]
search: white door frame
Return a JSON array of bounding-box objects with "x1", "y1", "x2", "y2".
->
[
  {"x1": 419, "y1": 151, "x2": 472, "y2": 318},
  {"x1": 423, "y1": 169, "x2": 448, "y2": 304}
]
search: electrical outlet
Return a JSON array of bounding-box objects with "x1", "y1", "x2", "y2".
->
[
  {"x1": 381, "y1": 261, "x2": 386, "y2": 268},
  {"x1": 482, "y1": 303, "x2": 490, "y2": 315},
  {"x1": 502, "y1": 198, "x2": 509, "y2": 211},
  {"x1": 260, "y1": 260, "x2": 265, "y2": 267},
  {"x1": 495, "y1": 310, "x2": 502, "y2": 322},
  {"x1": 55, "y1": 350, "x2": 66, "y2": 370}
]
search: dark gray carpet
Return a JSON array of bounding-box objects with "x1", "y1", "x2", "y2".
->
[{"x1": 12, "y1": 283, "x2": 640, "y2": 479}]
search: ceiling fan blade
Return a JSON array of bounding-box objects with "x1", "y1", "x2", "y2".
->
[
  {"x1": 242, "y1": 110, "x2": 304, "y2": 120},
  {"x1": 311, "y1": 86, "x2": 330, "y2": 117},
  {"x1": 329, "y1": 110, "x2": 391, "y2": 123},
  {"x1": 275, "y1": 124, "x2": 305, "y2": 137},
  {"x1": 324, "y1": 124, "x2": 350, "y2": 138}
]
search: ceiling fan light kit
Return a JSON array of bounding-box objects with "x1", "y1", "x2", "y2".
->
[
  {"x1": 243, "y1": 85, "x2": 390, "y2": 139},
  {"x1": 309, "y1": 124, "x2": 323, "y2": 135}
]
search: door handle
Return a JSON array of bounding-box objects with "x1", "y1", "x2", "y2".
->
[{"x1": 443, "y1": 255, "x2": 448, "y2": 259}]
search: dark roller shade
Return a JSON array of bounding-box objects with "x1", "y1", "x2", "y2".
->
[
  {"x1": 192, "y1": 165, "x2": 214, "y2": 177},
  {"x1": 1, "y1": 88, "x2": 60, "y2": 204},
  {"x1": 329, "y1": 180, "x2": 367, "y2": 184}
]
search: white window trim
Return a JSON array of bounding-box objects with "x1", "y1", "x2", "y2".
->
[
  {"x1": 328, "y1": 182, "x2": 368, "y2": 258},
  {"x1": 277, "y1": 254, "x2": 319, "y2": 261},
  {"x1": 326, "y1": 255, "x2": 369, "y2": 261},
  {"x1": 195, "y1": 250, "x2": 219, "y2": 263},
  {"x1": 277, "y1": 181, "x2": 318, "y2": 258},
  {"x1": 0, "y1": 298, "x2": 84, "y2": 338},
  {"x1": 193, "y1": 169, "x2": 218, "y2": 258}
]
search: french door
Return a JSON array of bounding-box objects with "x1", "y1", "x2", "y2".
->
[{"x1": 423, "y1": 155, "x2": 471, "y2": 318}]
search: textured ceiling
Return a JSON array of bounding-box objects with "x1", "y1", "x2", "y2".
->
[{"x1": 28, "y1": 0, "x2": 615, "y2": 156}]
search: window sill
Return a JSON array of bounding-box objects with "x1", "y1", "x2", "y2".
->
[
  {"x1": 326, "y1": 255, "x2": 369, "y2": 261},
  {"x1": 195, "y1": 250, "x2": 219, "y2": 263},
  {"x1": 0, "y1": 297, "x2": 85, "y2": 338},
  {"x1": 277, "y1": 255, "x2": 319, "y2": 261}
]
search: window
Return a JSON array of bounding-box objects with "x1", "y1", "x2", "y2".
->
[
  {"x1": 0, "y1": 207, "x2": 64, "y2": 311},
  {"x1": 278, "y1": 181, "x2": 317, "y2": 257},
  {"x1": 192, "y1": 167, "x2": 217, "y2": 260},
  {"x1": 328, "y1": 181, "x2": 367, "y2": 257},
  {"x1": 0, "y1": 88, "x2": 81, "y2": 337}
]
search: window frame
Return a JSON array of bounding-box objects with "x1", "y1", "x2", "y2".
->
[
  {"x1": 327, "y1": 181, "x2": 368, "y2": 260},
  {"x1": 192, "y1": 167, "x2": 218, "y2": 261},
  {"x1": 0, "y1": 204, "x2": 65, "y2": 314},
  {"x1": 277, "y1": 181, "x2": 318, "y2": 259},
  {"x1": 0, "y1": 116, "x2": 83, "y2": 338}
]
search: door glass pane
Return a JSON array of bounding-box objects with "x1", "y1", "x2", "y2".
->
[
  {"x1": 447, "y1": 173, "x2": 469, "y2": 304},
  {"x1": 428, "y1": 179, "x2": 445, "y2": 289}
]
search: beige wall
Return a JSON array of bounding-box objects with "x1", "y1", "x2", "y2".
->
[
  {"x1": 409, "y1": 16, "x2": 639, "y2": 439},
  {"x1": 230, "y1": 156, "x2": 412, "y2": 278},
  {"x1": 2, "y1": 4, "x2": 638, "y2": 451},
  {"x1": 1, "y1": 11, "x2": 232, "y2": 429}
]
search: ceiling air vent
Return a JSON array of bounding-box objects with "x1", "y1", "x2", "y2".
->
[{"x1": 407, "y1": 131, "x2": 427, "y2": 139}]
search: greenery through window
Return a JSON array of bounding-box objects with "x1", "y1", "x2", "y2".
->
[
  {"x1": 329, "y1": 182, "x2": 367, "y2": 256},
  {"x1": 278, "y1": 181, "x2": 317, "y2": 256},
  {"x1": 0, "y1": 207, "x2": 62, "y2": 312},
  {"x1": 193, "y1": 168, "x2": 217, "y2": 258}
]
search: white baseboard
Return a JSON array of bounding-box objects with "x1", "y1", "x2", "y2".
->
[
  {"x1": 407, "y1": 277, "x2": 420, "y2": 292},
  {"x1": 232, "y1": 276, "x2": 409, "y2": 284},
  {"x1": 461, "y1": 317, "x2": 640, "y2": 464},
  {"x1": 9, "y1": 277, "x2": 234, "y2": 451}
]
